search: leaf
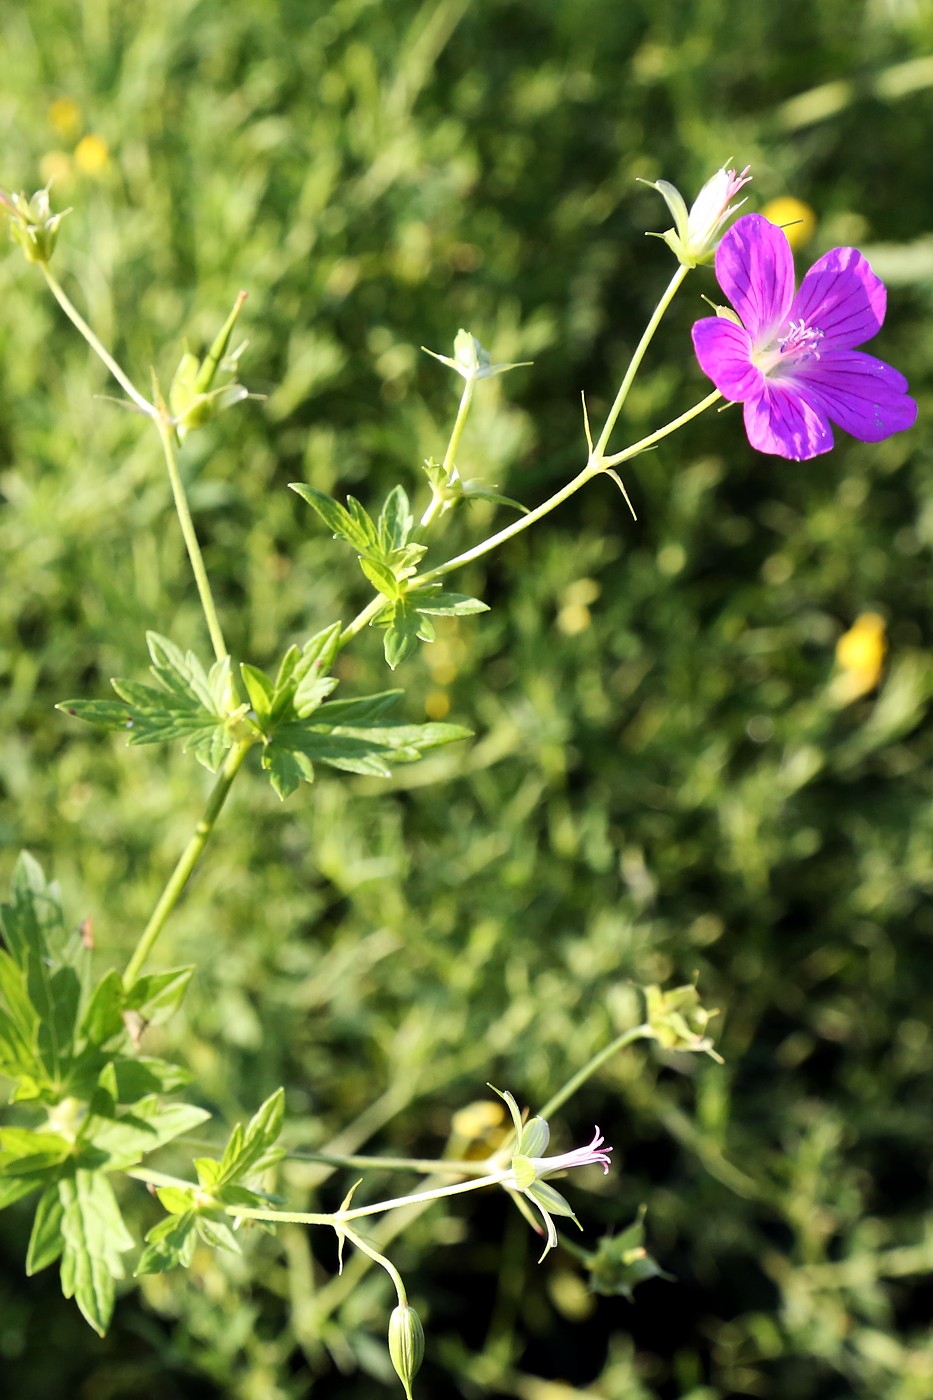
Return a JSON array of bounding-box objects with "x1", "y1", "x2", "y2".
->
[
  {"x1": 136, "y1": 1211, "x2": 196, "y2": 1276},
  {"x1": 61, "y1": 637, "x2": 234, "y2": 773},
  {"x1": 1, "y1": 852, "x2": 67, "y2": 970},
  {"x1": 216, "y1": 1088, "x2": 285, "y2": 1186},
  {"x1": 262, "y1": 744, "x2": 315, "y2": 800},
  {"x1": 377, "y1": 485, "x2": 413, "y2": 553},
  {"x1": 59, "y1": 1169, "x2": 134, "y2": 1335},
  {"x1": 0, "y1": 1127, "x2": 74, "y2": 1175},
  {"x1": 125, "y1": 967, "x2": 195, "y2": 1028},
  {"x1": 155, "y1": 1185, "x2": 196, "y2": 1216},
  {"x1": 79, "y1": 970, "x2": 125, "y2": 1049},
  {"x1": 57, "y1": 698, "x2": 135, "y2": 731},
  {"x1": 0, "y1": 1003, "x2": 40, "y2": 1079},
  {"x1": 382, "y1": 598, "x2": 423, "y2": 670},
  {"x1": 0, "y1": 948, "x2": 39, "y2": 1045},
  {"x1": 196, "y1": 1217, "x2": 242, "y2": 1253},
  {"x1": 289, "y1": 484, "x2": 377, "y2": 552},
  {"x1": 26, "y1": 1182, "x2": 65, "y2": 1274},
  {"x1": 0, "y1": 1174, "x2": 43, "y2": 1210},
  {"x1": 413, "y1": 590, "x2": 490, "y2": 618},
  {"x1": 0, "y1": 855, "x2": 75, "y2": 1082},
  {"x1": 82, "y1": 1096, "x2": 210, "y2": 1170},
  {"x1": 359, "y1": 556, "x2": 401, "y2": 599},
  {"x1": 312, "y1": 691, "x2": 403, "y2": 726},
  {"x1": 240, "y1": 664, "x2": 275, "y2": 725},
  {"x1": 100, "y1": 1055, "x2": 193, "y2": 1102}
]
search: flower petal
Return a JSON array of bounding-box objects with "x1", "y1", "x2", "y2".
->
[
  {"x1": 743, "y1": 383, "x2": 834, "y2": 460},
  {"x1": 692, "y1": 318, "x2": 763, "y2": 401},
  {"x1": 795, "y1": 349, "x2": 918, "y2": 442},
  {"x1": 790, "y1": 247, "x2": 886, "y2": 350},
  {"x1": 714, "y1": 214, "x2": 795, "y2": 339}
]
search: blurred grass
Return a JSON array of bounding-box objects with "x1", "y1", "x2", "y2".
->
[{"x1": 1, "y1": 0, "x2": 933, "y2": 1396}]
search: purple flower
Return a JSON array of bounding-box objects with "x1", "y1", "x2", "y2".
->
[{"x1": 692, "y1": 213, "x2": 917, "y2": 460}]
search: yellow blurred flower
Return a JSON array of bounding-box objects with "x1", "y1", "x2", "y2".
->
[
  {"x1": 832, "y1": 612, "x2": 886, "y2": 703},
  {"x1": 760, "y1": 196, "x2": 817, "y2": 251},
  {"x1": 424, "y1": 689, "x2": 451, "y2": 720},
  {"x1": 74, "y1": 133, "x2": 110, "y2": 176},
  {"x1": 39, "y1": 150, "x2": 74, "y2": 189},
  {"x1": 48, "y1": 96, "x2": 82, "y2": 139},
  {"x1": 450, "y1": 1099, "x2": 508, "y2": 1158}
]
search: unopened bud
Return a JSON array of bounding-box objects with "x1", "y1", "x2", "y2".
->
[
  {"x1": 2, "y1": 186, "x2": 71, "y2": 265},
  {"x1": 388, "y1": 1303, "x2": 424, "y2": 1399}
]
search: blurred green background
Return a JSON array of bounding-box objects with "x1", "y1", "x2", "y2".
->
[{"x1": 1, "y1": 0, "x2": 932, "y2": 1396}]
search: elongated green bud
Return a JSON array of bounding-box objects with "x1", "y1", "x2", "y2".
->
[{"x1": 388, "y1": 1303, "x2": 424, "y2": 1399}]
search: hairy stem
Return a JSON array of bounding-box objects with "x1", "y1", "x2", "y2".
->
[
  {"x1": 538, "y1": 1024, "x2": 655, "y2": 1120},
  {"x1": 40, "y1": 264, "x2": 156, "y2": 418},
  {"x1": 123, "y1": 739, "x2": 253, "y2": 986},
  {"x1": 155, "y1": 411, "x2": 229, "y2": 664},
  {"x1": 593, "y1": 262, "x2": 690, "y2": 456}
]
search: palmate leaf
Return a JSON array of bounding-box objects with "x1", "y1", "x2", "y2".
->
[
  {"x1": 0, "y1": 854, "x2": 87, "y2": 1091},
  {"x1": 373, "y1": 589, "x2": 489, "y2": 669},
  {"x1": 58, "y1": 632, "x2": 236, "y2": 773},
  {"x1": 138, "y1": 1090, "x2": 286, "y2": 1279},
  {"x1": 261, "y1": 689, "x2": 472, "y2": 798}
]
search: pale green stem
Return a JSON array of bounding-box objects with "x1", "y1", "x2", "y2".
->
[
  {"x1": 538, "y1": 1024, "x2": 654, "y2": 1121},
  {"x1": 122, "y1": 739, "x2": 253, "y2": 986},
  {"x1": 415, "y1": 458, "x2": 600, "y2": 585},
  {"x1": 284, "y1": 1150, "x2": 496, "y2": 1176},
  {"x1": 155, "y1": 412, "x2": 229, "y2": 663},
  {"x1": 40, "y1": 264, "x2": 156, "y2": 419},
  {"x1": 339, "y1": 593, "x2": 389, "y2": 648},
  {"x1": 593, "y1": 262, "x2": 690, "y2": 457},
  {"x1": 420, "y1": 375, "x2": 475, "y2": 528},
  {"x1": 338, "y1": 1225, "x2": 407, "y2": 1305},
  {"x1": 229, "y1": 1170, "x2": 507, "y2": 1228},
  {"x1": 413, "y1": 390, "x2": 722, "y2": 588},
  {"x1": 602, "y1": 388, "x2": 723, "y2": 468}
]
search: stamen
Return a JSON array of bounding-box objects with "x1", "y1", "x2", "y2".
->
[{"x1": 778, "y1": 319, "x2": 824, "y2": 360}]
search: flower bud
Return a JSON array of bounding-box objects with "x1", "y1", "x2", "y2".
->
[
  {"x1": 388, "y1": 1303, "x2": 425, "y2": 1399},
  {"x1": 1, "y1": 186, "x2": 71, "y2": 264},
  {"x1": 643, "y1": 980, "x2": 721, "y2": 1060},
  {"x1": 643, "y1": 163, "x2": 751, "y2": 268},
  {"x1": 168, "y1": 292, "x2": 250, "y2": 440}
]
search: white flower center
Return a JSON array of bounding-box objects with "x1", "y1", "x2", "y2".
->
[{"x1": 753, "y1": 317, "x2": 824, "y2": 377}]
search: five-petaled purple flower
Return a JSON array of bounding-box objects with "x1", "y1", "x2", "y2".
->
[{"x1": 692, "y1": 212, "x2": 917, "y2": 460}]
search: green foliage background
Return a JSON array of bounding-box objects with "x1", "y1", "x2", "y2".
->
[{"x1": 1, "y1": 0, "x2": 932, "y2": 1395}]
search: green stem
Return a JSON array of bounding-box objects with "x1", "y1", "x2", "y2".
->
[
  {"x1": 339, "y1": 594, "x2": 389, "y2": 649},
  {"x1": 594, "y1": 263, "x2": 690, "y2": 457},
  {"x1": 415, "y1": 458, "x2": 600, "y2": 586},
  {"x1": 40, "y1": 264, "x2": 156, "y2": 419},
  {"x1": 284, "y1": 1149, "x2": 496, "y2": 1176},
  {"x1": 155, "y1": 412, "x2": 229, "y2": 663},
  {"x1": 123, "y1": 739, "x2": 253, "y2": 986},
  {"x1": 603, "y1": 388, "x2": 723, "y2": 468},
  {"x1": 412, "y1": 390, "x2": 721, "y2": 589},
  {"x1": 420, "y1": 375, "x2": 475, "y2": 528},
  {"x1": 538, "y1": 1024, "x2": 654, "y2": 1120},
  {"x1": 229, "y1": 1170, "x2": 506, "y2": 1228},
  {"x1": 338, "y1": 1226, "x2": 408, "y2": 1304},
  {"x1": 340, "y1": 262, "x2": 699, "y2": 639}
]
